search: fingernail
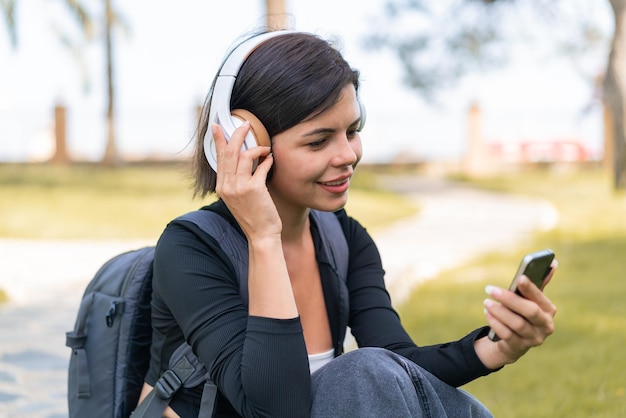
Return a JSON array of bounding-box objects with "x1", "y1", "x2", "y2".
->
[
  {"x1": 485, "y1": 285, "x2": 498, "y2": 296},
  {"x1": 483, "y1": 298, "x2": 494, "y2": 308}
]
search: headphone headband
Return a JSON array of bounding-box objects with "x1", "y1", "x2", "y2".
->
[
  {"x1": 219, "y1": 30, "x2": 296, "y2": 77},
  {"x1": 204, "y1": 31, "x2": 296, "y2": 172},
  {"x1": 203, "y1": 30, "x2": 365, "y2": 173}
]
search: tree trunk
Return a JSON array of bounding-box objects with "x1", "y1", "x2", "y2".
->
[
  {"x1": 603, "y1": 0, "x2": 626, "y2": 190},
  {"x1": 52, "y1": 103, "x2": 70, "y2": 164},
  {"x1": 265, "y1": 0, "x2": 288, "y2": 30},
  {"x1": 101, "y1": 0, "x2": 119, "y2": 165}
]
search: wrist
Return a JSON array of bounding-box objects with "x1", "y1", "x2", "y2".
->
[
  {"x1": 474, "y1": 336, "x2": 515, "y2": 370},
  {"x1": 248, "y1": 233, "x2": 283, "y2": 254}
]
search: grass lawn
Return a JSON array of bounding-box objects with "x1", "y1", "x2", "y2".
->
[
  {"x1": 0, "y1": 162, "x2": 417, "y2": 303},
  {"x1": 0, "y1": 163, "x2": 416, "y2": 240},
  {"x1": 4, "y1": 162, "x2": 623, "y2": 417},
  {"x1": 398, "y1": 167, "x2": 626, "y2": 417}
]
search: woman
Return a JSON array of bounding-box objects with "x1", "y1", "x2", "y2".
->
[{"x1": 139, "y1": 30, "x2": 557, "y2": 417}]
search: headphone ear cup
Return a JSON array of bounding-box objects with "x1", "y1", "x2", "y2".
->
[
  {"x1": 231, "y1": 109, "x2": 271, "y2": 147},
  {"x1": 357, "y1": 98, "x2": 366, "y2": 131}
]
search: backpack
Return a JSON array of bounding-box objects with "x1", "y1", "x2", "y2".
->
[{"x1": 65, "y1": 209, "x2": 349, "y2": 418}]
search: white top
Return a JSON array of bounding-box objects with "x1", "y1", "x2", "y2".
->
[{"x1": 308, "y1": 348, "x2": 335, "y2": 374}]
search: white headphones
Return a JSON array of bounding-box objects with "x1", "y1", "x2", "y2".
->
[{"x1": 203, "y1": 30, "x2": 365, "y2": 172}]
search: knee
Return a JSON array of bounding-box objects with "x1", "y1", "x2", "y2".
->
[
  {"x1": 333, "y1": 347, "x2": 391, "y2": 369},
  {"x1": 316, "y1": 347, "x2": 407, "y2": 382}
]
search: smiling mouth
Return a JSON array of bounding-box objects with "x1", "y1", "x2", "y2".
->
[{"x1": 319, "y1": 178, "x2": 349, "y2": 186}]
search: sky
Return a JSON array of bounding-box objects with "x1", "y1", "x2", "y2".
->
[{"x1": 0, "y1": 0, "x2": 612, "y2": 163}]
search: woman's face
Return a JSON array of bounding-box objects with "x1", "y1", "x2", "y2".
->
[{"x1": 268, "y1": 84, "x2": 363, "y2": 214}]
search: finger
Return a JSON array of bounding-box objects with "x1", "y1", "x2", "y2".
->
[
  {"x1": 226, "y1": 121, "x2": 250, "y2": 153},
  {"x1": 484, "y1": 300, "x2": 513, "y2": 341},
  {"x1": 484, "y1": 298, "x2": 529, "y2": 338},
  {"x1": 211, "y1": 123, "x2": 227, "y2": 153},
  {"x1": 486, "y1": 284, "x2": 543, "y2": 326},
  {"x1": 236, "y1": 146, "x2": 272, "y2": 176},
  {"x1": 487, "y1": 283, "x2": 556, "y2": 341},
  {"x1": 516, "y1": 276, "x2": 557, "y2": 316},
  {"x1": 217, "y1": 122, "x2": 251, "y2": 176},
  {"x1": 252, "y1": 150, "x2": 274, "y2": 178},
  {"x1": 516, "y1": 275, "x2": 544, "y2": 298},
  {"x1": 540, "y1": 260, "x2": 558, "y2": 290}
]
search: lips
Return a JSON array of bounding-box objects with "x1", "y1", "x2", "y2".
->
[
  {"x1": 317, "y1": 175, "x2": 352, "y2": 194},
  {"x1": 320, "y1": 178, "x2": 349, "y2": 186},
  {"x1": 318, "y1": 173, "x2": 352, "y2": 186}
]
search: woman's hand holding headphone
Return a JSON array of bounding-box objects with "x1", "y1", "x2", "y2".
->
[{"x1": 212, "y1": 121, "x2": 282, "y2": 241}]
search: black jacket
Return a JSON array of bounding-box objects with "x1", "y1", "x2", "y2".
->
[{"x1": 146, "y1": 200, "x2": 493, "y2": 417}]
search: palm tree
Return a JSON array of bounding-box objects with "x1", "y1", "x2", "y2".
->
[
  {"x1": 1, "y1": 0, "x2": 121, "y2": 165},
  {"x1": 101, "y1": 0, "x2": 118, "y2": 165},
  {"x1": 265, "y1": 0, "x2": 287, "y2": 29},
  {"x1": 0, "y1": 0, "x2": 16, "y2": 46}
]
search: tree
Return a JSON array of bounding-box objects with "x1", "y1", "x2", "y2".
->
[
  {"x1": 368, "y1": 0, "x2": 626, "y2": 190},
  {"x1": 603, "y1": 0, "x2": 626, "y2": 189},
  {"x1": 265, "y1": 0, "x2": 288, "y2": 29},
  {"x1": 1, "y1": 0, "x2": 92, "y2": 164},
  {"x1": 101, "y1": 0, "x2": 118, "y2": 165},
  {"x1": 1, "y1": 0, "x2": 124, "y2": 165},
  {"x1": 0, "y1": 0, "x2": 17, "y2": 46}
]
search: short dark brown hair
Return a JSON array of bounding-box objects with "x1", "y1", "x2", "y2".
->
[{"x1": 192, "y1": 31, "x2": 361, "y2": 198}]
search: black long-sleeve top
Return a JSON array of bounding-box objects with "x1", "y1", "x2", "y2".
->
[{"x1": 145, "y1": 201, "x2": 494, "y2": 417}]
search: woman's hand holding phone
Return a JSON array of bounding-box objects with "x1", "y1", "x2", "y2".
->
[{"x1": 475, "y1": 251, "x2": 558, "y2": 369}]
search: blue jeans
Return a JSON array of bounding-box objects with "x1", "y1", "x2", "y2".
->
[{"x1": 310, "y1": 347, "x2": 493, "y2": 417}]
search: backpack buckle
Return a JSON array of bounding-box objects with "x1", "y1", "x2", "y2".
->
[
  {"x1": 65, "y1": 331, "x2": 87, "y2": 349},
  {"x1": 155, "y1": 369, "x2": 182, "y2": 400}
]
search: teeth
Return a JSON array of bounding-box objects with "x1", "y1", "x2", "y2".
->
[{"x1": 323, "y1": 179, "x2": 346, "y2": 186}]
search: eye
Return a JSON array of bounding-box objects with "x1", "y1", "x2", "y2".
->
[
  {"x1": 307, "y1": 138, "x2": 328, "y2": 148},
  {"x1": 347, "y1": 122, "x2": 362, "y2": 139},
  {"x1": 347, "y1": 128, "x2": 359, "y2": 139}
]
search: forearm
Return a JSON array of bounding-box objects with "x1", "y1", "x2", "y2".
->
[
  {"x1": 399, "y1": 327, "x2": 496, "y2": 387},
  {"x1": 247, "y1": 236, "x2": 298, "y2": 319},
  {"x1": 235, "y1": 316, "x2": 311, "y2": 417}
]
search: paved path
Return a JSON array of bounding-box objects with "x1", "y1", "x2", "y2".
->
[
  {"x1": 373, "y1": 176, "x2": 558, "y2": 304},
  {"x1": 0, "y1": 178, "x2": 558, "y2": 417}
]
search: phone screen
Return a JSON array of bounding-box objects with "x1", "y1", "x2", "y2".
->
[
  {"x1": 511, "y1": 250, "x2": 554, "y2": 295},
  {"x1": 512, "y1": 249, "x2": 555, "y2": 294},
  {"x1": 488, "y1": 249, "x2": 555, "y2": 341}
]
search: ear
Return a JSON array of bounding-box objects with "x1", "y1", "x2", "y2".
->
[{"x1": 231, "y1": 109, "x2": 271, "y2": 147}]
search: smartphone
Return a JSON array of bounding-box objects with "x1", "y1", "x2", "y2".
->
[{"x1": 488, "y1": 249, "x2": 556, "y2": 341}]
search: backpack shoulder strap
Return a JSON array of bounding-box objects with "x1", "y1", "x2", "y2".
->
[
  {"x1": 310, "y1": 210, "x2": 349, "y2": 284},
  {"x1": 130, "y1": 343, "x2": 216, "y2": 418},
  {"x1": 132, "y1": 209, "x2": 247, "y2": 418},
  {"x1": 311, "y1": 210, "x2": 350, "y2": 356},
  {"x1": 179, "y1": 209, "x2": 250, "y2": 304}
]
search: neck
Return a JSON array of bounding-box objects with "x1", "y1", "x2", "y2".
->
[{"x1": 271, "y1": 198, "x2": 310, "y2": 244}]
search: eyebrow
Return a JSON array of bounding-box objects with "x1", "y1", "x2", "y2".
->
[{"x1": 302, "y1": 118, "x2": 362, "y2": 137}]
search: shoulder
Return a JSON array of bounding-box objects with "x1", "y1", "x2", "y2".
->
[
  {"x1": 155, "y1": 201, "x2": 240, "y2": 270},
  {"x1": 153, "y1": 205, "x2": 241, "y2": 295},
  {"x1": 162, "y1": 200, "x2": 242, "y2": 243},
  {"x1": 332, "y1": 208, "x2": 371, "y2": 243}
]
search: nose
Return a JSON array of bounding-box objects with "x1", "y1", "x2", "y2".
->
[{"x1": 333, "y1": 135, "x2": 361, "y2": 167}]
